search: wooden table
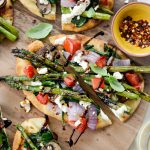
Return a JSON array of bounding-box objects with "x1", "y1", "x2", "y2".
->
[{"x1": 0, "y1": 0, "x2": 150, "y2": 149}]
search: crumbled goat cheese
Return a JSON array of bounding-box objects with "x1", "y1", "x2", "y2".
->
[
  {"x1": 54, "y1": 36, "x2": 66, "y2": 45},
  {"x1": 79, "y1": 101, "x2": 91, "y2": 109},
  {"x1": 46, "y1": 53, "x2": 53, "y2": 60},
  {"x1": 55, "y1": 96, "x2": 68, "y2": 113},
  {"x1": 100, "y1": 109, "x2": 110, "y2": 121},
  {"x1": 79, "y1": 61, "x2": 89, "y2": 70},
  {"x1": 94, "y1": 5, "x2": 99, "y2": 11},
  {"x1": 37, "y1": 68, "x2": 48, "y2": 74},
  {"x1": 73, "y1": 51, "x2": 83, "y2": 63},
  {"x1": 20, "y1": 99, "x2": 31, "y2": 113},
  {"x1": 39, "y1": 0, "x2": 49, "y2": 5},
  {"x1": 111, "y1": 105, "x2": 128, "y2": 118},
  {"x1": 62, "y1": 0, "x2": 90, "y2": 24},
  {"x1": 113, "y1": 72, "x2": 123, "y2": 80}
]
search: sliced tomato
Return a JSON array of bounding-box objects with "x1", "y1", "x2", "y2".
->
[
  {"x1": 77, "y1": 118, "x2": 87, "y2": 133},
  {"x1": 92, "y1": 77, "x2": 105, "y2": 90},
  {"x1": 96, "y1": 56, "x2": 106, "y2": 68},
  {"x1": 100, "y1": 0, "x2": 108, "y2": 5},
  {"x1": 64, "y1": 74, "x2": 76, "y2": 87},
  {"x1": 36, "y1": 92, "x2": 49, "y2": 105},
  {"x1": 64, "y1": 38, "x2": 81, "y2": 55},
  {"x1": 125, "y1": 73, "x2": 140, "y2": 86},
  {"x1": 24, "y1": 65, "x2": 35, "y2": 78}
]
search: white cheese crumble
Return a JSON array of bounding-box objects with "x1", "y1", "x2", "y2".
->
[
  {"x1": 62, "y1": 0, "x2": 90, "y2": 24},
  {"x1": 73, "y1": 51, "x2": 83, "y2": 63},
  {"x1": 37, "y1": 68, "x2": 48, "y2": 74},
  {"x1": 39, "y1": 0, "x2": 49, "y2": 5},
  {"x1": 113, "y1": 72, "x2": 123, "y2": 80},
  {"x1": 100, "y1": 109, "x2": 110, "y2": 121},
  {"x1": 95, "y1": 74, "x2": 101, "y2": 78},
  {"x1": 79, "y1": 61, "x2": 89, "y2": 71},
  {"x1": 46, "y1": 53, "x2": 53, "y2": 60},
  {"x1": 74, "y1": 119, "x2": 81, "y2": 127},
  {"x1": 111, "y1": 105, "x2": 128, "y2": 118},
  {"x1": 55, "y1": 96, "x2": 68, "y2": 113},
  {"x1": 54, "y1": 36, "x2": 66, "y2": 45},
  {"x1": 31, "y1": 81, "x2": 42, "y2": 86},
  {"x1": 20, "y1": 99, "x2": 31, "y2": 113},
  {"x1": 79, "y1": 101, "x2": 91, "y2": 109}
]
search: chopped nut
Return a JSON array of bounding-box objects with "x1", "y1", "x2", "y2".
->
[{"x1": 20, "y1": 99, "x2": 31, "y2": 113}]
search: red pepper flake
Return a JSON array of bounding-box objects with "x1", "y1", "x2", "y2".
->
[{"x1": 119, "y1": 16, "x2": 150, "y2": 48}]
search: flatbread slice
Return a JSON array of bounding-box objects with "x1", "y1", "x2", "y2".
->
[
  {"x1": 13, "y1": 118, "x2": 61, "y2": 150},
  {"x1": 0, "y1": 0, "x2": 14, "y2": 42},
  {"x1": 15, "y1": 40, "x2": 112, "y2": 130},
  {"x1": 61, "y1": 0, "x2": 115, "y2": 32},
  {"x1": 49, "y1": 34, "x2": 144, "y2": 122},
  {"x1": 19, "y1": 0, "x2": 56, "y2": 20}
]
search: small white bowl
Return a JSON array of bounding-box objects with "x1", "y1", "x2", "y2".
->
[{"x1": 137, "y1": 121, "x2": 150, "y2": 150}]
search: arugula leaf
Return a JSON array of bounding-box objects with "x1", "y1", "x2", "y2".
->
[
  {"x1": 26, "y1": 23, "x2": 53, "y2": 39},
  {"x1": 108, "y1": 76, "x2": 125, "y2": 92},
  {"x1": 71, "y1": 16, "x2": 88, "y2": 28},
  {"x1": 89, "y1": 63, "x2": 108, "y2": 76}
]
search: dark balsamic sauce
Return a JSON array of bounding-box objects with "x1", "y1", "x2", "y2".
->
[{"x1": 67, "y1": 129, "x2": 75, "y2": 147}]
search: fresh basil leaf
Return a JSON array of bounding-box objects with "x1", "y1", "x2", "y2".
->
[
  {"x1": 61, "y1": 7, "x2": 71, "y2": 14},
  {"x1": 26, "y1": 23, "x2": 53, "y2": 39},
  {"x1": 89, "y1": 63, "x2": 108, "y2": 76},
  {"x1": 108, "y1": 76, "x2": 125, "y2": 92},
  {"x1": 82, "y1": 7, "x2": 95, "y2": 18},
  {"x1": 48, "y1": 0, "x2": 57, "y2": 4},
  {"x1": 71, "y1": 16, "x2": 88, "y2": 28}
]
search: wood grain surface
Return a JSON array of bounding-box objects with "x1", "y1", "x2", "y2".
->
[{"x1": 0, "y1": 0, "x2": 150, "y2": 150}]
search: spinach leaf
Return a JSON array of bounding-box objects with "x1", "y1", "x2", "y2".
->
[
  {"x1": 108, "y1": 76, "x2": 125, "y2": 92},
  {"x1": 48, "y1": 0, "x2": 57, "y2": 4},
  {"x1": 24, "y1": 129, "x2": 53, "y2": 149},
  {"x1": 26, "y1": 23, "x2": 53, "y2": 39},
  {"x1": 71, "y1": 16, "x2": 88, "y2": 28},
  {"x1": 89, "y1": 63, "x2": 108, "y2": 76},
  {"x1": 61, "y1": 7, "x2": 71, "y2": 14},
  {"x1": 0, "y1": 130, "x2": 11, "y2": 150}
]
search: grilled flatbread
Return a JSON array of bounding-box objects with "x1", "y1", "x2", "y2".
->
[
  {"x1": 61, "y1": 0, "x2": 115, "y2": 32},
  {"x1": 13, "y1": 118, "x2": 61, "y2": 150},
  {"x1": 49, "y1": 34, "x2": 144, "y2": 122},
  {"x1": 15, "y1": 40, "x2": 112, "y2": 131},
  {"x1": 19, "y1": 0, "x2": 56, "y2": 20}
]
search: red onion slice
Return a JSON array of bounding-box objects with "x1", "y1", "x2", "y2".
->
[
  {"x1": 82, "y1": 52, "x2": 100, "y2": 64},
  {"x1": 112, "y1": 59, "x2": 131, "y2": 66},
  {"x1": 61, "y1": 0, "x2": 76, "y2": 7},
  {"x1": 72, "y1": 83, "x2": 84, "y2": 93},
  {"x1": 68, "y1": 102, "x2": 85, "y2": 121},
  {"x1": 63, "y1": 51, "x2": 71, "y2": 60},
  {"x1": 87, "y1": 105, "x2": 98, "y2": 130}
]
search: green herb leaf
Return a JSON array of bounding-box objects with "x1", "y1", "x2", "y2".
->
[
  {"x1": 26, "y1": 23, "x2": 53, "y2": 39},
  {"x1": 61, "y1": 7, "x2": 71, "y2": 14},
  {"x1": 71, "y1": 16, "x2": 87, "y2": 28},
  {"x1": 108, "y1": 76, "x2": 125, "y2": 92},
  {"x1": 89, "y1": 63, "x2": 108, "y2": 76}
]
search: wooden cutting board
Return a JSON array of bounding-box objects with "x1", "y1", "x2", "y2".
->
[{"x1": 0, "y1": 0, "x2": 150, "y2": 149}]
